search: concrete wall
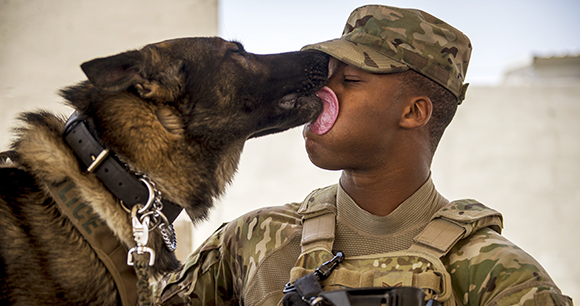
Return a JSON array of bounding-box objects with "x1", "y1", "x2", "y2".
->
[
  {"x1": 0, "y1": 0, "x2": 218, "y2": 263},
  {"x1": 432, "y1": 85, "x2": 580, "y2": 300}
]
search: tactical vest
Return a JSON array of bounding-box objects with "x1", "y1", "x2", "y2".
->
[{"x1": 284, "y1": 186, "x2": 503, "y2": 306}]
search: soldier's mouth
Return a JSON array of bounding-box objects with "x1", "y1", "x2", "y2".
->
[{"x1": 308, "y1": 86, "x2": 338, "y2": 135}]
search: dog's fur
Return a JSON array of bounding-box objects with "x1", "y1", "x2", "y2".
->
[{"x1": 0, "y1": 37, "x2": 328, "y2": 305}]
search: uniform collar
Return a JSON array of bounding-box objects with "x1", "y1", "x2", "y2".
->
[{"x1": 336, "y1": 175, "x2": 449, "y2": 235}]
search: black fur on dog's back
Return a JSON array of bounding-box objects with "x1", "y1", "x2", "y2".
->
[{"x1": 0, "y1": 37, "x2": 328, "y2": 305}]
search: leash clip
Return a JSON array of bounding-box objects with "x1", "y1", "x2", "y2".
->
[
  {"x1": 127, "y1": 205, "x2": 156, "y2": 266},
  {"x1": 127, "y1": 175, "x2": 176, "y2": 267},
  {"x1": 132, "y1": 205, "x2": 150, "y2": 246},
  {"x1": 127, "y1": 246, "x2": 155, "y2": 266},
  {"x1": 136, "y1": 176, "x2": 177, "y2": 252}
]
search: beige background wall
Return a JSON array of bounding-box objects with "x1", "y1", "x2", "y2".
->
[
  {"x1": 0, "y1": 0, "x2": 218, "y2": 264},
  {"x1": 433, "y1": 85, "x2": 580, "y2": 300},
  {"x1": 1, "y1": 0, "x2": 577, "y2": 302}
]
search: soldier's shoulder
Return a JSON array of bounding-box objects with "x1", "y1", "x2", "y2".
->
[
  {"x1": 154, "y1": 202, "x2": 305, "y2": 304},
  {"x1": 444, "y1": 227, "x2": 571, "y2": 305},
  {"x1": 220, "y1": 202, "x2": 303, "y2": 244}
]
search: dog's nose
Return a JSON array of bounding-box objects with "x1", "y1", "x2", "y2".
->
[{"x1": 304, "y1": 52, "x2": 329, "y2": 92}]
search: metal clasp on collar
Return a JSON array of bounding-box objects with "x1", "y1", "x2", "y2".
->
[
  {"x1": 126, "y1": 176, "x2": 177, "y2": 267},
  {"x1": 127, "y1": 177, "x2": 156, "y2": 266},
  {"x1": 127, "y1": 204, "x2": 156, "y2": 266}
]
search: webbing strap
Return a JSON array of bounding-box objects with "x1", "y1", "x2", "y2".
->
[
  {"x1": 409, "y1": 201, "x2": 504, "y2": 258},
  {"x1": 409, "y1": 218, "x2": 466, "y2": 258},
  {"x1": 46, "y1": 179, "x2": 137, "y2": 306},
  {"x1": 289, "y1": 267, "x2": 443, "y2": 294},
  {"x1": 300, "y1": 212, "x2": 335, "y2": 253}
]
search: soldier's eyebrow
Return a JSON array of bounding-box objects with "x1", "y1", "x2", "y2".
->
[{"x1": 343, "y1": 64, "x2": 366, "y2": 76}]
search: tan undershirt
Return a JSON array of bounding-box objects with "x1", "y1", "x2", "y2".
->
[{"x1": 333, "y1": 176, "x2": 449, "y2": 256}]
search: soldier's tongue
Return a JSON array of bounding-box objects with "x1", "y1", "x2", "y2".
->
[{"x1": 310, "y1": 86, "x2": 338, "y2": 135}]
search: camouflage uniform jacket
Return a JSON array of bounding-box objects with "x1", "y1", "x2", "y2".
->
[{"x1": 154, "y1": 184, "x2": 572, "y2": 305}]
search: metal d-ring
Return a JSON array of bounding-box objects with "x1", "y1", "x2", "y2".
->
[
  {"x1": 139, "y1": 210, "x2": 161, "y2": 232},
  {"x1": 120, "y1": 201, "x2": 131, "y2": 214},
  {"x1": 118, "y1": 177, "x2": 155, "y2": 214},
  {"x1": 137, "y1": 177, "x2": 155, "y2": 214}
]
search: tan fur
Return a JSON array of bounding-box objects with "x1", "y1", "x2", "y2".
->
[
  {"x1": 155, "y1": 107, "x2": 185, "y2": 136},
  {"x1": 15, "y1": 115, "x2": 134, "y2": 247}
]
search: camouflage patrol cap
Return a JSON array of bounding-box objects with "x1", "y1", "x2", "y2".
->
[{"x1": 302, "y1": 5, "x2": 472, "y2": 103}]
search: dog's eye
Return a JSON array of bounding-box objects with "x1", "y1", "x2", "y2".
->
[
  {"x1": 228, "y1": 42, "x2": 246, "y2": 55},
  {"x1": 232, "y1": 49, "x2": 245, "y2": 55}
]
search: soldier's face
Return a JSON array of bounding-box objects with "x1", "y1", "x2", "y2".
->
[{"x1": 303, "y1": 58, "x2": 407, "y2": 172}]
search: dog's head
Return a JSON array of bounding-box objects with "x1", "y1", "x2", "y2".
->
[
  {"x1": 61, "y1": 37, "x2": 328, "y2": 222},
  {"x1": 78, "y1": 37, "x2": 328, "y2": 141}
]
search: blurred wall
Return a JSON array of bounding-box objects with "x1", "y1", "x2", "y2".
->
[
  {"x1": 0, "y1": 0, "x2": 218, "y2": 262},
  {"x1": 0, "y1": 0, "x2": 218, "y2": 148},
  {"x1": 432, "y1": 84, "x2": 580, "y2": 300}
]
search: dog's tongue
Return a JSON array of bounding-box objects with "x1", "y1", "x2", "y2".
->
[{"x1": 310, "y1": 86, "x2": 338, "y2": 135}]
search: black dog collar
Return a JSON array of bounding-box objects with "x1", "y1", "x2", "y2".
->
[{"x1": 62, "y1": 112, "x2": 183, "y2": 223}]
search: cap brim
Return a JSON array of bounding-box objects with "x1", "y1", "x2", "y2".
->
[{"x1": 302, "y1": 38, "x2": 409, "y2": 74}]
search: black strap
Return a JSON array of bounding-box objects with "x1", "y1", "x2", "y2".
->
[
  {"x1": 62, "y1": 112, "x2": 183, "y2": 223},
  {"x1": 283, "y1": 252, "x2": 344, "y2": 305},
  {"x1": 319, "y1": 287, "x2": 428, "y2": 306}
]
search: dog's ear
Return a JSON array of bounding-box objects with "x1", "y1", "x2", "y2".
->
[
  {"x1": 81, "y1": 50, "x2": 145, "y2": 93},
  {"x1": 81, "y1": 50, "x2": 183, "y2": 102}
]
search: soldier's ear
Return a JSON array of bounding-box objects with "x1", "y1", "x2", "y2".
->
[
  {"x1": 400, "y1": 96, "x2": 432, "y2": 129},
  {"x1": 81, "y1": 50, "x2": 145, "y2": 93}
]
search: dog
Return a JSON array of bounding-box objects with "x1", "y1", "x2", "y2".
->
[{"x1": 0, "y1": 37, "x2": 328, "y2": 305}]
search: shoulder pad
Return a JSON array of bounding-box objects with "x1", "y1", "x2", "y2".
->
[
  {"x1": 435, "y1": 199, "x2": 503, "y2": 234},
  {"x1": 298, "y1": 184, "x2": 338, "y2": 218},
  {"x1": 410, "y1": 199, "x2": 503, "y2": 257}
]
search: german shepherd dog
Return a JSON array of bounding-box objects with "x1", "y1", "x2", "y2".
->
[{"x1": 0, "y1": 37, "x2": 328, "y2": 305}]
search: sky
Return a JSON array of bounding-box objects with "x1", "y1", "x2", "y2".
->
[{"x1": 218, "y1": 0, "x2": 580, "y2": 85}]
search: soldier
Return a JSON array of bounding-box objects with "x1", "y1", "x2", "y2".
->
[{"x1": 153, "y1": 4, "x2": 572, "y2": 306}]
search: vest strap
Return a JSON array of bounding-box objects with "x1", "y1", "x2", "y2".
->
[
  {"x1": 46, "y1": 179, "x2": 137, "y2": 306},
  {"x1": 289, "y1": 267, "x2": 445, "y2": 297},
  {"x1": 292, "y1": 187, "x2": 503, "y2": 306},
  {"x1": 409, "y1": 218, "x2": 466, "y2": 257},
  {"x1": 298, "y1": 185, "x2": 338, "y2": 254},
  {"x1": 301, "y1": 212, "x2": 335, "y2": 253},
  {"x1": 409, "y1": 201, "x2": 504, "y2": 258}
]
